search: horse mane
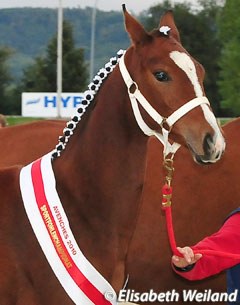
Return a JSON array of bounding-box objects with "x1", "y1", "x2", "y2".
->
[{"x1": 51, "y1": 49, "x2": 125, "y2": 160}]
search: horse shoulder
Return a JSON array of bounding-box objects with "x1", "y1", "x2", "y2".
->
[
  {"x1": 0, "y1": 165, "x2": 72, "y2": 304},
  {"x1": 0, "y1": 166, "x2": 22, "y2": 231},
  {"x1": 0, "y1": 166, "x2": 32, "y2": 303}
]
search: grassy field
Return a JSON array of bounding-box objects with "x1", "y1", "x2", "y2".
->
[
  {"x1": 6, "y1": 116, "x2": 44, "y2": 126},
  {"x1": 6, "y1": 116, "x2": 232, "y2": 127}
]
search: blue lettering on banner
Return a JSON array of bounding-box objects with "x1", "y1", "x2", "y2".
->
[
  {"x1": 62, "y1": 96, "x2": 71, "y2": 108},
  {"x1": 26, "y1": 98, "x2": 41, "y2": 105},
  {"x1": 44, "y1": 96, "x2": 56, "y2": 108},
  {"x1": 43, "y1": 95, "x2": 84, "y2": 108},
  {"x1": 73, "y1": 96, "x2": 83, "y2": 108}
]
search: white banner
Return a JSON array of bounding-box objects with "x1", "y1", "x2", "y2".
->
[{"x1": 22, "y1": 92, "x2": 85, "y2": 117}]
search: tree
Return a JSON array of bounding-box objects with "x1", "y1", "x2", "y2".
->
[
  {"x1": 21, "y1": 20, "x2": 88, "y2": 92},
  {"x1": 0, "y1": 47, "x2": 13, "y2": 113},
  {"x1": 218, "y1": 0, "x2": 240, "y2": 116},
  {"x1": 140, "y1": 0, "x2": 223, "y2": 115},
  {"x1": 194, "y1": 0, "x2": 224, "y2": 115}
]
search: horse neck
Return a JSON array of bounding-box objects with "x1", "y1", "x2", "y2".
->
[{"x1": 52, "y1": 66, "x2": 149, "y2": 290}]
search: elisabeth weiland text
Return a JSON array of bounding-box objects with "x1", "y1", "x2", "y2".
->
[{"x1": 116, "y1": 289, "x2": 238, "y2": 303}]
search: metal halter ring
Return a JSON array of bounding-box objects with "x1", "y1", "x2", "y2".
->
[
  {"x1": 128, "y1": 81, "x2": 139, "y2": 95},
  {"x1": 160, "y1": 118, "x2": 172, "y2": 132}
]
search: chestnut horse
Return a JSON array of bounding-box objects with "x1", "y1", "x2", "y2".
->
[
  {"x1": 126, "y1": 118, "x2": 240, "y2": 304},
  {"x1": 0, "y1": 120, "x2": 65, "y2": 167},
  {"x1": 1, "y1": 119, "x2": 238, "y2": 305},
  {"x1": 0, "y1": 8, "x2": 225, "y2": 305}
]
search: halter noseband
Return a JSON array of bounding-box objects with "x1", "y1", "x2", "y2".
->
[{"x1": 119, "y1": 52, "x2": 210, "y2": 157}]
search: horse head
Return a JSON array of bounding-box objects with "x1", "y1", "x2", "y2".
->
[{"x1": 121, "y1": 6, "x2": 225, "y2": 164}]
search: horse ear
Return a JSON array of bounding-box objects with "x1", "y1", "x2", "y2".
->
[
  {"x1": 159, "y1": 10, "x2": 181, "y2": 42},
  {"x1": 122, "y1": 4, "x2": 151, "y2": 46}
]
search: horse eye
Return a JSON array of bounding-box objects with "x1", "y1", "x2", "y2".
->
[{"x1": 154, "y1": 71, "x2": 170, "y2": 82}]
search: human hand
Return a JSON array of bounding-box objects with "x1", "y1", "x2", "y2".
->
[{"x1": 172, "y1": 247, "x2": 202, "y2": 268}]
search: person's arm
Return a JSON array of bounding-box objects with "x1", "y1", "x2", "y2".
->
[{"x1": 172, "y1": 212, "x2": 240, "y2": 280}]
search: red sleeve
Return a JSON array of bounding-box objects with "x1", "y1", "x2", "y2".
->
[{"x1": 174, "y1": 212, "x2": 240, "y2": 280}]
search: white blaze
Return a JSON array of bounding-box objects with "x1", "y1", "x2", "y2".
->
[
  {"x1": 169, "y1": 51, "x2": 225, "y2": 160},
  {"x1": 170, "y1": 51, "x2": 203, "y2": 97}
]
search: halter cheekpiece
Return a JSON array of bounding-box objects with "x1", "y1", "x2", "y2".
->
[
  {"x1": 52, "y1": 47, "x2": 210, "y2": 159},
  {"x1": 118, "y1": 52, "x2": 210, "y2": 157}
]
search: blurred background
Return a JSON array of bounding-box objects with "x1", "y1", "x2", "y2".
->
[{"x1": 0, "y1": 0, "x2": 238, "y2": 125}]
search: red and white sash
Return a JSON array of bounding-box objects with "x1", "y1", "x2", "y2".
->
[{"x1": 20, "y1": 153, "x2": 117, "y2": 305}]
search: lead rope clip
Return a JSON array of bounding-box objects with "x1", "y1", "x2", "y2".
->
[{"x1": 162, "y1": 156, "x2": 174, "y2": 208}]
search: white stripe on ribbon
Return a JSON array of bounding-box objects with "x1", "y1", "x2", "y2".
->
[{"x1": 20, "y1": 152, "x2": 117, "y2": 305}]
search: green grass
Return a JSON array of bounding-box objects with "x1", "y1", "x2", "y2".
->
[
  {"x1": 5, "y1": 116, "x2": 233, "y2": 127},
  {"x1": 6, "y1": 116, "x2": 44, "y2": 126},
  {"x1": 220, "y1": 118, "x2": 232, "y2": 125}
]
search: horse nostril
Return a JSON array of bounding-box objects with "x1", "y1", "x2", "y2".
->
[{"x1": 203, "y1": 133, "x2": 214, "y2": 156}]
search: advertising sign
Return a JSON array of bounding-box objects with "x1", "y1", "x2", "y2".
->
[{"x1": 22, "y1": 92, "x2": 84, "y2": 117}]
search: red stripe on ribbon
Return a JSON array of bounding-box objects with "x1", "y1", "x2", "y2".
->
[{"x1": 31, "y1": 158, "x2": 112, "y2": 305}]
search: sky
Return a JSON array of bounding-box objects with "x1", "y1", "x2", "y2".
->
[{"x1": 0, "y1": 0, "x2": 193, "y2": 14}]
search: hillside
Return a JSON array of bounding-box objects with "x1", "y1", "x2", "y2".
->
[{"x1": 0, "y1": 7, "x2": 130, "y2": 80}]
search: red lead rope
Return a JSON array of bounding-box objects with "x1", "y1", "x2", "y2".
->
[
  {"x1": 162, "y1": 172, "x2": 240, "y2": 260},
  {"x1": 162, "y1": 183, "x2": 182, "y2": 257}
]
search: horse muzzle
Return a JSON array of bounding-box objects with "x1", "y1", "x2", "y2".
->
[{"x1": 190, "y1": 132, "x2": 226, "y2": 164}]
